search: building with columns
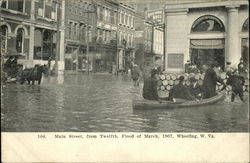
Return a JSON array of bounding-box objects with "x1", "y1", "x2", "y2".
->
[
  {"x1": 0, "y1": 0, "x2": 66, "y2": 72},
  {"x1": 164, "y1": 0, "x2": 249, "y2": 73}
]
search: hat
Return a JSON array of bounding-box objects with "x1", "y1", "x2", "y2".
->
[
  {"x1": 178, "y1": 76, "x2": 184, "y2": 81},
  {"x1": 190, "y1": 77, "x2": 197, "y2": 82},
  {"x1": 151, "y1": 69, "x2": 158, "y2": 78}
]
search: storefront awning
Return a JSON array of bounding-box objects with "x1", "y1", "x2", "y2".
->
[{"x1": 190, "y1": 39, "x2": 225, "y2": 49}]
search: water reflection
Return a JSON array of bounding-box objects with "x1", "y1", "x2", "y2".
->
[{"x1": 1, "y1": 73, "x2": 249, "y2": 132}]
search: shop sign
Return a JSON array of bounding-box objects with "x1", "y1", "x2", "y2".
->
[{"x1": 147, "y1": 9, "x2": 164, "y2": 25}]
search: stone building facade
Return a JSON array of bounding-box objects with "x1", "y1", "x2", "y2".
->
[
  {"x1": 117, "y1": 2, "x2": 136, "y2": 71},
  {"x1": 0, "y1": 0, "x2": 65, "y2": 72},
  {"x1": 164, "y1": 0, "x2": 249, "y2": 73}
]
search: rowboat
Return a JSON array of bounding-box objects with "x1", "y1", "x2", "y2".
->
[{"x1": 133, "y1": 91, "x2": 226, "y2": 110}]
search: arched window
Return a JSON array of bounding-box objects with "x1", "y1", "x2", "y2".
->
[
  {"x1": 191, "y1": 15, "x2": 225, "y2": 32},
  {"x1": 16, "y1": 28, "x2": 24, "y2": 53},
  {"x1": 0, "y1": 25, "x2": 8, "y2": 53},
  {"x1": 242, "y1": 18, "x2": 249, "y2": 32}
]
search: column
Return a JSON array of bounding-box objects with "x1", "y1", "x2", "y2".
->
[
  {"x1": 30, "y1": 0, "x2": 35, "y2": 20},
  {"x1": 226, "y1": 5, "x2": 240, "y2": 67},
  {"x1": 28, "y1": 25, "x2": 34, "y2": 67}
]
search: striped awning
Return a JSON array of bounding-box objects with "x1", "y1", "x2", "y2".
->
[{"x1": 190, "y1": 39, "x2": 225, "y2": 49}]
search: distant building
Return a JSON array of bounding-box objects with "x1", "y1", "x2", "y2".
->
[
  {"x1": 117, "y1": 2, "x2": 136, "y2": 72},
  {"x1": 64, "y1": 0, "x2": 96, "y2": 71},
  {"x1": 0, "y1": 0, "x2": 65, "y2": 72},
  {"x1": 164, "y1": 0, "x2": 249, "y2": 73},
  {"x1": 64, "y1": 0, "x2": 136, "y2": 73},
  {"x1": 134, "y1": 10, "x2": 164, "y2": 76}
]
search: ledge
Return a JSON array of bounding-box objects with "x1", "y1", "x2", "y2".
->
[{"x1": 0, "y1": 8, "x2": 28, "y2": 16}]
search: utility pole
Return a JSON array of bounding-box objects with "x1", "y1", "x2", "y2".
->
[
  {"x1": 54, "y1": 0, "x2": 60, "y2": 76},
  {"x1": 85, "y1": 0, "x2": 97, "y2": 75},
  {"x1": 86, "y1": 12, "x2": 90, "y2": 75},
  {"x1": 163, "y1": 23, "x2": 166, "y2": 70}
]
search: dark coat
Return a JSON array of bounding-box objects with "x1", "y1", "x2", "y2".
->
[
  {"x1": 170, "y1": 83, "x2": 196, "y2": 100},
  {"x1": 226, "y1": 75, "x2": 244, "y2": 93},
  {"x1": 143, "y1": 77, "x2": 159, "y2": 100},
  {"x1": 189, "y1": 83, "x2": 202, "y2": 99},
  {"x1": 203, "y1": 68, "x2": 223, "y2": 99}
]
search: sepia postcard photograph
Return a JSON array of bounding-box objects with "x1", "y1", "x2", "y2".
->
[{"x1": 1, "y1": 0, "x2": 249, "y2": 162}]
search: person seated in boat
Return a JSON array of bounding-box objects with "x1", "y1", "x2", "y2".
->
[
  {"x1": 202, "y1": 63, "x2": 224, "y2": 99},
  {"x1": 189, "y1": 77, "x2": 203, "y2": 100},
  {"x1": 226, "y1": 70, "x2": 245, "y2": 103},
  {"x1": 170, "y1": 76, "x2": 198, "y2": 102},
  {"x1": 142, "y1": 69, "x2": 159, "y2": 100}
]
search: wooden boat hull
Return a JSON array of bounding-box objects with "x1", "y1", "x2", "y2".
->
[{"x1": 133, "y1": 92, "x2": 226, "y2": 110}]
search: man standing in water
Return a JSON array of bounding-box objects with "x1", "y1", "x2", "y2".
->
[
  {"x1": 143, "y1": 69, "x2": 159, "y2": 100},
  {"x1": 226, "y1": 70, "x2": 245, "y2": 102}
]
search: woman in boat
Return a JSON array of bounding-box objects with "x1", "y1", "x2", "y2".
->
[
  {"x1": 202, "y1": 63, "x2": 224, "y2": 99},
  {"x1": 142, "y1": 69, "x2": 159, "y2": 100},
  {"x1": 170, "y1": 76, "x2": 198, "y2": 101}
]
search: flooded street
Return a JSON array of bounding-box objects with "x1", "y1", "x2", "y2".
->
[{"x1": 1, "y1": 73, "x2": 249, "y2": 132}]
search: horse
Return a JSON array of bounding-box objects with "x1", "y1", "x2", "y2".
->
[{"x1": 20, "y1": 65, "x2": 47, "y2": 85}]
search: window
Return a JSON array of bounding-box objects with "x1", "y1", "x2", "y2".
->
[
  {"x1": 110, "y1": 10, "x2": 114, "y2": 24},
  {"x1": 16, "y1": 28, "x2": 24, "y2": 53},
  {"x1": 125, "y1": 14, "x2": 127, "y2": 25},
  {"x1": 80, "y1": 26, "x2": 86, "y2": 42},
  {"x1": 0, "y1": 25, "x2": 8, "y2": 53},
  {"x1": 242, "y1": 18, "x2": 249, "y2": 32},
  {"x1": 114, "y1": 12, "x2": 117, "y2": 24},
  {"x1": 1, "y1": 0, "x2": 7, "y2": 8},
  {"x1": 76, "y1": 24, "x2": 80, "y2": 40},
  {"x1": 34, "y1": 29, "x2": 42, "y2": 60},
  {"x1": 99, "y1": 7, "x2": 104, "y2": 21},
  {"x1": 8, "y1": 0, "x2": 24, "y2": 12},
  {"x1": 191, "y1": 15, "x2": 225, "y2": 32},
  {"x1": 88, "y1": 27, "x2": 92, "y2": 42},
  {"x1": 121, "y1": 12, "x2": 124, "y2": 24}
]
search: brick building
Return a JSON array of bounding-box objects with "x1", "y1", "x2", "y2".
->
[
  {"x1": 64, "y1": 0, "x2": 136, "y2": 73},
  {"x1": 0, "y1": 0, "x2": 65, "y2": 72},
  {"x1": 117, "y1": 2, "x2": 136, "y2": 72},
  {"x1": 64, "y1": 0, "x2": 96, "y2": 71}
]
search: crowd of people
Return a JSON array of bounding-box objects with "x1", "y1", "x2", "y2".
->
[{"x1": 142, "y1": 60, "x2": 248, "y2": 103}]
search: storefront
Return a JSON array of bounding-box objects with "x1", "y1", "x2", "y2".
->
[
  {"x1": 164, "y1": 0, "x2": 249, "y2": 72},
  {"x1": 93, "y1": 45, "x2": 117, "y2": 73}
]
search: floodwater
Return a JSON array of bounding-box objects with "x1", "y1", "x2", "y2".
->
[{"x1": 1, "y1": 72, "x2": 249, "y2": 132}]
